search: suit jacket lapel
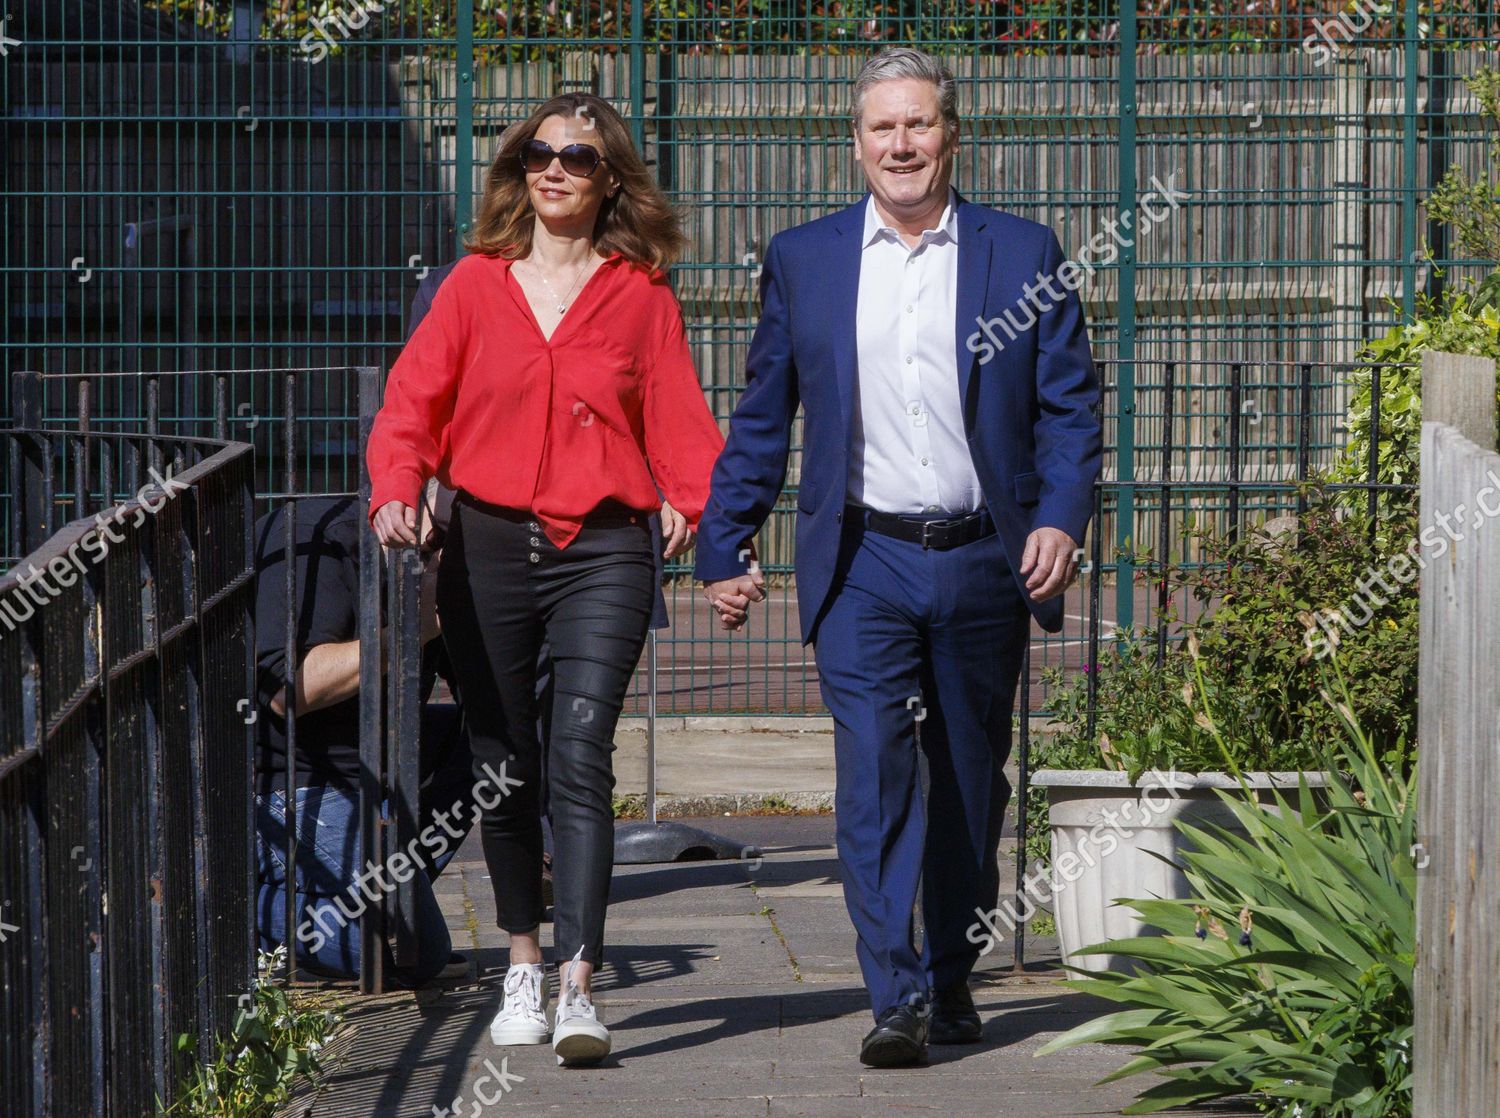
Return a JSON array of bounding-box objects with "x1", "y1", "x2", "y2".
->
[
  {"x1": 828, "y1": 201, "x2": 864, "y2": 441},
  {"x1": 953, "y1": 194, "x2": 992, "y2": 410}
]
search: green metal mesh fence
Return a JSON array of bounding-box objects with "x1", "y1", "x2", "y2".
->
[{"x1": 3, "y1": 1, "x2": 1498, "y2": 713}]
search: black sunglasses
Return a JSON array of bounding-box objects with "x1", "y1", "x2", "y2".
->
[{"x1": 519, "y1": 138, "x2": 608, "y2": 178}]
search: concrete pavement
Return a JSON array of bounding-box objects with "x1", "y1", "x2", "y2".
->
[{"x1": 284, "y1": 813, "x2": 1251, "y2": 1118}]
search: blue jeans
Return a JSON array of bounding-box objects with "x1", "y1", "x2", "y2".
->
[{"x1": 255, "y1": 709, "x2": 477, "y2": 984}]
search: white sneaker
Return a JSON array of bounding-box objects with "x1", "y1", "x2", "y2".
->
[
  {"x1": 489, "y1": 963, "x2": 550, "y2": 1046},
  {"x1": 552, "y1": 949, "x2": 610, "y2": 1067}
]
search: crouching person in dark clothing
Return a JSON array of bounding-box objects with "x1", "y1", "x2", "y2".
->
[{"x1": 253, "y1": 481, "x2": 479, "y2": 986}]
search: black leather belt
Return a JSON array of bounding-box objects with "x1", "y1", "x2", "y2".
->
[{"x1": 857, "y1": 506, "x2": 996, "y2": 550}]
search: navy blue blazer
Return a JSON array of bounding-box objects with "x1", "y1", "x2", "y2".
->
[
  {"x1": 406, "y1": 259, "x2": 671, "y2": 631},
  {"x1": 693, "y1": 192, "x2": 1102, "y2": 643}
]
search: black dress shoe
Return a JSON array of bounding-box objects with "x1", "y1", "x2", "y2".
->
[
  {"x1": 929, "y1": 981, "x2": 982, "y2": 1044},
  {"x1": 859, "y1": 1004, "x2": 929, "y2": 1067}
]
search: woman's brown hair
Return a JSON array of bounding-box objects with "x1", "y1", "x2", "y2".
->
[{"x1": 464, "y1": 93, "x2": 687, "y2": 272}]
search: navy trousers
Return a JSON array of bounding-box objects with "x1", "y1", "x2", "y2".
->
[{"x1": 812, "y1": 510, "x2": 1029, "y2": 1019}]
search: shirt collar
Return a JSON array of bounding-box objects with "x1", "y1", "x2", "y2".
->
[{"x1": 862, "y1": 186, "x2": 958, "y2": 249}]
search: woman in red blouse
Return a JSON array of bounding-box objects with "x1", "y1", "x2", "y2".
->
[{"x1": 367, "y1": 93, "x2": 724, "y2": 1067}]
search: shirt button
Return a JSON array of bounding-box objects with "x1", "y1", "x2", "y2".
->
[
  {"x1": 921, "y1": 457, "x2": 930, "y2": 466},
  {"x1": 529, "y1": 536, "x2": 540, "y2": 546},
  {"x1": 528, "y1": 551, "x2": 540, "y2": 563},
  {"x1": 905, "y1": 355, "x2": 914, "y2": 365},
  {"x1": 926, "y1": 505, "x2": 938, "y2": 513},
  {"x1": 527, "y1": 520, "x2": 539, "y2": 531},
  {"x1": 906, "y1": 304, "x2": 914, "y2": 313},
  {"x1": 909, "y1": 404, "x2": 921, "y2": 416}
]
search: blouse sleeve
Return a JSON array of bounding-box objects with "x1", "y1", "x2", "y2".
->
[
  {"x1": 366, "y1": 263, "x2": 469, "y2": 525},
  {"x1": 640, "y1": 281, "x2": 726, "y2": 530}
]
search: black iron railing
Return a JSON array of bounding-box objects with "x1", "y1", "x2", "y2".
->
[
  {"x1": 5, "y1": 367, "x2": 428, "y2": 1003},
  {"x1": 0, "y1": 422, "x2": 256, "y2": 1118}
]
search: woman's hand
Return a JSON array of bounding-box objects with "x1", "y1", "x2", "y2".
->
[
  {"x1": 660, "y1": 500, "x2": 696, "y2": 559},
  {"x1": 374, "y1": 500, "x2": 419, "y2": 546}
]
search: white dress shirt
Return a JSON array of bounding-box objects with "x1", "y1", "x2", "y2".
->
[{"x1": 849, "y1": 187, "x2": 985, "y2": 516}]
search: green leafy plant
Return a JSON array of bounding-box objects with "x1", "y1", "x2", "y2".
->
[
  {"x1": 1026, "y1": 502, "x2": 1418, "y2": 876},
  {"x1": 143, "y1": 1, "x2": 1500, "y2": 59},
  {"x1": 1426, "y1": 66, "x2": 1500, "y2": 268},
  {"x1": 1037, "y1": 662, "x2": 1416, "y2": 1117},
  {"x1": 1330, "y1": 287, "x2": 1500, "y2": 528},
  {"x1": 1038, "y1": 504, "x2": 1418, "y2": 777},
  {"x1": 1332, "y1": 65, "x2": 1500, "y2": 522},
  {"x1": 158, "y1": 948, "x2": 343, "y2": 1118}
]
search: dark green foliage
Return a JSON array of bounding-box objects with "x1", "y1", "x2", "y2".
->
[{"x1": 1036, "y1": 668, "x2": 1416, "y2": 1118}]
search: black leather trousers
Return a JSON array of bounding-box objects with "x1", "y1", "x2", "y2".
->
[{"x1": 436, "y1": 490, "x2": 654, "y2": 967}]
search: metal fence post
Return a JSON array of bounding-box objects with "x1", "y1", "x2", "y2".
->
[
  {"x1": 9, "y1": 372, "x2": 46, "y2": 556},
  {"x1": 1114, "y1": 9, "x2": 1138, "y2": 634},
  {"x1": 629, "y1": 0, "x2": 646, "y2": 153},
  {"x1": 357, "y1": 367, "x2": 387, "y2": 994},
  {"x1": 454, "y1": 0, "x2": 475, "y2": 251},
  {"x1": 1400, "y1": 0, "x2": 1420, "y2": 322}
]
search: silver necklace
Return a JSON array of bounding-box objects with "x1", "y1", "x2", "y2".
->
[{"x1": 529, "y1": 254, "x2": 590, "y2": 314}]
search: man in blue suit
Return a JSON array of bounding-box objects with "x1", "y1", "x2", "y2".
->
[{"x1": 695, "y1": 47, "x2": 1101, "y2": 1066}]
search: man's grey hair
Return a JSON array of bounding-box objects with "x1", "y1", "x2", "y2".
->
[{"x1": 850, "y1": 47, "x2": 959, "y2": 134}]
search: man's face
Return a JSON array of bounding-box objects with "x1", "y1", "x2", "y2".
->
[{"x1": 852, "y1": 78, "x2": 956, "y2": 219}]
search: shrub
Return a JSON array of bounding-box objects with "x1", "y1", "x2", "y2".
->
[
  {"x1": 1025, "y1": 501, "x2": 1418, "y2": 876},
  {"x1": 1036, "y1": 667, "x2": 1416, "y2": 1118},
  {"x1": 1333, "y1": 64, "x2": 1500, "y2": 522},
  {"x1": 1036, "y1": 502, "x2": 1418, "y2": 777},
  {"x1": 143, "y1": 1, "x2": 1500, "y2": 58}
]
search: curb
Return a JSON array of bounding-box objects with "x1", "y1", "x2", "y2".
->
[
  {"x1": 613, "y1": 790, "x2": 835, "y2": 818},
  {"x1": 616, "y1": 716, "x2": 834, "y2": 733}
]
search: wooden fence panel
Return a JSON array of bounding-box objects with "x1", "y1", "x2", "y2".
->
[{"x1": 1414, "y1": 350, "x2": 1500, "y2": 1117}]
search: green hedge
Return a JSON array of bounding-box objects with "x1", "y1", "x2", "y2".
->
[{"x1": 147, "y1": 0, "x2": 1498, "y2": 60}]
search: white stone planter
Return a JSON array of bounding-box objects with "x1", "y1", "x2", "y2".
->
[{"x1": 1028, "y1": 769, "x2": 1331, "y2": 973}]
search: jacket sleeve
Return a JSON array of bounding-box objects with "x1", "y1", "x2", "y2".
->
[
  {"x1": 693, "y1": 234, "x2": 800, "y2": 582},
  {"x1": 640, "y1": 281, "x2": 726, "y2": 531},
  {"x1": 1031, "y1": 228, "x2": 1102, "y2": 545},
  {"x1": 366, "y1": 263, "x2": 468, "y2": 525}
]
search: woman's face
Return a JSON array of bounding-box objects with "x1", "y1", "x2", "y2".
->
[{"x1": 524, "y1": 112, "x2": 621, "y2": 234}]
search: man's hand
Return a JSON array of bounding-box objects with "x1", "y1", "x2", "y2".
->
[
  {"x1": 702, "y1": 567, "x2": 766, "y2": 631},
  {"x1": 661, "y1": 500, "x2": 696, "y2": 559},
  {"x1": 1019, "y1": 527, "x2": 1080, "y2": 603},
  {"x1": 373, "y1": 499, "x2": 418, "y2": 546}
]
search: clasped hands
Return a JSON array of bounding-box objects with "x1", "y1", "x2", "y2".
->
[{"x1": 701, "y1": 526, "x2": 1080, "y2": 633}]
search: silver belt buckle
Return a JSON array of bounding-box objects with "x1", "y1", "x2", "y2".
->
[{"x1": 921, "y1": 518, "x2": 956, "y2": 549}]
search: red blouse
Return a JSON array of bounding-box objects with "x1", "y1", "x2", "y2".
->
[{"x1": 366, "y1": 252, "x2": 725, "y2": 548}]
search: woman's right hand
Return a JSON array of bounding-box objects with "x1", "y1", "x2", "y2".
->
[{"x1": 373, "y1": 500, "x2": 419, "y2": 546}]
